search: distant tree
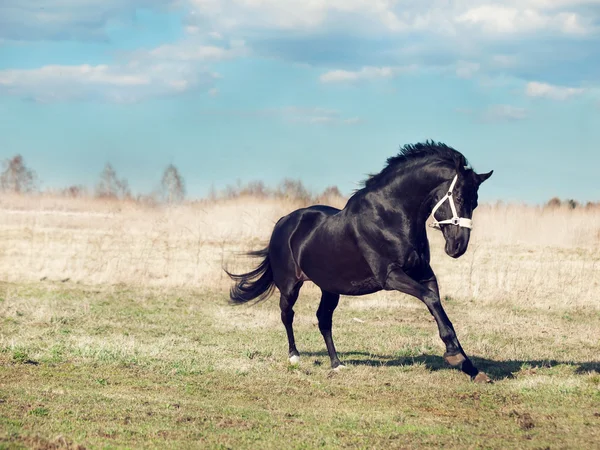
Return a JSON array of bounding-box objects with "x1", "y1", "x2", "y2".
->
[
  {"x1": 321, "y1": 185, "x2": 343, "y2": 198},
  {"x1": 0, "y1": 155, "x2": 37, "y2": 194},
  {"x1": 160, "y1": 164, "x2": 186, "y2": 203},
  {"x1": 62, "y1": 185, "x2": 87, "y2": 198},
  {"x1": 546, "y1": 197, "x2": 562, "y2": 208},
  {"x1": 240, "y1": 180, "x2": 270, "y2": 198},
  {"x1": 224, "y1": 179, "x2": 243, "y2": 199},
  {"x1": 208, "y1": 183, "x2": 217, "y2": 201},
  {"x1": 136, "y1": 192, "x2": 160, "y2": 208},
  {"x1": 566, "y1": 199, "x2": 579, "y2": 210},
  {"x1": 95, "y1": 163, "x2": 131, "y2": 199},
  {"x1": 277, "y1": 178, "x2": 311, "y2": 202}
]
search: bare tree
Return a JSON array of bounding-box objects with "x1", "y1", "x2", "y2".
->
[
  {"x1": 320, "y1": 185, "x2": 343, "y2": 198},
  {"x1": 240, "y1": 180, "x2": 270, "y2": 198},
  {"x1": 62, "y1": 185, "x2": 88, "y2": 198},
  {"x1": 95, "y1": 163, "x2": 131, "y2": 199},
  {"x1": 546, "y1": 197, "x2": 562, "y2": 208},
  {"x1": 208, "y1": 183, "x2": 217, "y2": 201},
  {"x1": 160, "y1": 164, "x2": 186, "y2": 203},
  {"x1": 276, "y1": 178, "x2": 311, "y2": 202},
  {"x1": 0, "y1": 155, "x2": 37, "y2": 193},
  {"x1": 566, "y1": 199, "x2": 579, "y2": 209}
]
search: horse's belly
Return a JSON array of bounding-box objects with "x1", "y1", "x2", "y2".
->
[
  {"x1": 339, "y1": 277, "x2": 382, "y2": 296},
  {"x1": 305, "y1": 271, "x2": 381, "y2": 296},
  {"x1": 300, "y1": 252, "x2": 381, "y2": 295}
]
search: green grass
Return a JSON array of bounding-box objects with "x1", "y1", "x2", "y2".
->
[{"x1": 1, "y1": 282, "x2": 599, "y2": 449}]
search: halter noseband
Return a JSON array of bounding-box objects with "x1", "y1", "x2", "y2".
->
[{"x1": 430, "y1": 175, "x2": 473, "y2": 229}]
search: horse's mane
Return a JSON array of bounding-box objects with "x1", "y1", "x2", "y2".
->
[{"x1": 360, "y1": 140, "x2": 469, "y2": 190}]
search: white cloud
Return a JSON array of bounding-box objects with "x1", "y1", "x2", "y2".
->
[
  {"x1": 457, "y1": 5, "x2": 595, "y2": 35},
  {"x1": 187, "y1": 0, "x2": 411, "y2": 33},
  {"x1": 2, "y1": 0, "x2": 599, "y2": 101},
  {"x1": 208, "y1": 31, "x2": 224, "y2": 40},
  {"x1": 457, "y1": 104, "x2": 528, "y2": 122},
  {"x1": 185, "y1": 0, "x2": 599, "y2": 36},
  {"x1": 0, "y1": 0, "x2": 174, "y2": 41},
  {"x1": 455, "y1": 61, "x2": 481, "y2": 79},
  {"x1": 528, "y1": 0, "x2": 600, "y2": 9},
  {"x1": 342, "y1": 117, "x2": 364, "y2": 125},
  {"x1": 525, "y1": 81, "x2": 585, "y2": 100},
  {"x1": 490, "y1": 55, "x2": 518, "y2": 68},
  {"x1": 274, "y1": 107, "x2": 340, "y2": 124},
  {"x1": 203, "y1": 106, "x2": 363, "y2": 125},
  {"x1": 208, "y1": 87, "x2": 219, "y2": 97},
  {"x1": 143, "y1": 40, "x2": 247, "y2": 61},
  {"x1": 1, "y1": 0, "x2": 591, "y2": 43},
  {"x1": 0, "y1": 64, "x2": 149, "y2": 87},
  {"x1": 0, "y1": 47, "x2": 225, "y2": 102},
  {"x1": 483, "y1": 104, "x2": 528, "y2": 121},
  {"x1": 0, "y1": 13, "x2": 254, "y2": 102},
  {"x1": 320, "y1": 65, "x2": 416, "y2": 83},
  {"x1": 181, "y1": 0, "x2": 600, "y2": 94}
]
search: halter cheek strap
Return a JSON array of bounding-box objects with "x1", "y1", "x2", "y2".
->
[{"x1": 430, "y1": 175, "x2": 473, "y2": 229}]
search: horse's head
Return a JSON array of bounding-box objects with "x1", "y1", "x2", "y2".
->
[{"x1": 431, "y1": 168, "x2": 493, "y2": 258}]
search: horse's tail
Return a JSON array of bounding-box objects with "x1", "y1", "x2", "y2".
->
[{"x1": 224, "y1": 247, "x2": 276, "y2": 304}]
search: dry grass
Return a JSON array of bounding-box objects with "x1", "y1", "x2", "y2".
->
[
  {"x1": 0, "y1": 193, "x2": 598, "y2": 303},
  {"x1": 0, "y1": 194, "x2": 320, "y2": 288}
]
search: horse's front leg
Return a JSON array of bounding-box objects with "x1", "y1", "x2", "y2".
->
[
  {"x1": 419, "y1": 275, "x2": 490, "y2": 383},
  {"x1": 384, "y1": 266, "x2": 490, "y2": 383}
]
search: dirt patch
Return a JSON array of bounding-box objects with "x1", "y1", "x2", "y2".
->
[
  {"x1": 509, "y1": 410, "x2": 535, "y2": 430},
  {"x1": 3, "y1": 435, "x2": 86, "y2": 450},
  {"x1": 216, "y1": 417, "x2": 254, "y2": 430}
]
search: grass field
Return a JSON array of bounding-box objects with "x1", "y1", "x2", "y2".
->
[{"x1": 1, "y1": 195, "x2": 599, "y2": 449}]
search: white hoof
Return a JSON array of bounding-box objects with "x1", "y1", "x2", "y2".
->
[
  {"x1": 289, "y1": 355, "x2": 300, "y2": 365},
  {"x1": 333, "y1": 364, "x2": 346, "y2": 372}
]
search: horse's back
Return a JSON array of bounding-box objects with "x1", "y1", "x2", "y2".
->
[
  {"x1": 270, "y1": 204, "x2": 379, "y2": 296},
  {"x1": 273, "y1": 205, "x2": 340, "y2": 232},
  {"x1": 271, "y1": 205, "x2": 341, "y2": 260}
]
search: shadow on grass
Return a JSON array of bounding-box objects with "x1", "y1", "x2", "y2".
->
[{"x1": 301, "y1": 351, "x2": 600, "y2": 379}]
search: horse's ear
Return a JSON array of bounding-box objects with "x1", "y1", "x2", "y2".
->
[{"x1": 476, "y1": 170, "x2": 494, "y2": 184}]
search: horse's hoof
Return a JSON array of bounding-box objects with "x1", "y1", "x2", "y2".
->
[
  {"x1": 332, "y1": 364, "x2": 346, "y2": 372},
  {"x1": 473, "y1": 372, "x2": 492, "y2": 384},
  {"x1": 289, "y1": 355, "x2": 300, "y2": 365}
]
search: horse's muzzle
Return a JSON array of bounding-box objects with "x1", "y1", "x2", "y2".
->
[{"x1": 444, "y1": 233, "x2": 469, "y2": 258}]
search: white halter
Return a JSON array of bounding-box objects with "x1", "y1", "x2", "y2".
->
[{"x1": 430, "y1": 175, "x2": 473, "y2": 229}]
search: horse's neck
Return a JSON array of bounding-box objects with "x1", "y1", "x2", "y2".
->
[
  {"x1": 397, "y1": 164, "x2": 448, "y2": 203},
  {"x1": 381, "y1": 165, "x2": 450, "y2": 227},
  {"x1": 345, "y1": 162, "x2": 451, "y2": 225}
]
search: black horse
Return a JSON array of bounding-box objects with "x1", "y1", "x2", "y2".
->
[{"x1": 226, "y1": 141, "x2": 494, "y2": 382}]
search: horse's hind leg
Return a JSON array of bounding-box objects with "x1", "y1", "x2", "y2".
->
[
  {"x1": 280, "y1": 282, "x2": 303, "y2": 364},
  {"x1": 317, "y1": 290, "x2": 343, "y2": 369}
]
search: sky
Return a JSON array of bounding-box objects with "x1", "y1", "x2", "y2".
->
[{"x1": 0, "y1": 1, "x2": 599, "y2": 204}]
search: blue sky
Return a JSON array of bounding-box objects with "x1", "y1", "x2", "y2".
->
[{"x1": 1, "y1": 1, "x2": 599, "y2": 204}]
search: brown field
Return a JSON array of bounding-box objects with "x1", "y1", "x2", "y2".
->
[{"x1": 1, "y1": 193, "x2": 599, "y2": 449}]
